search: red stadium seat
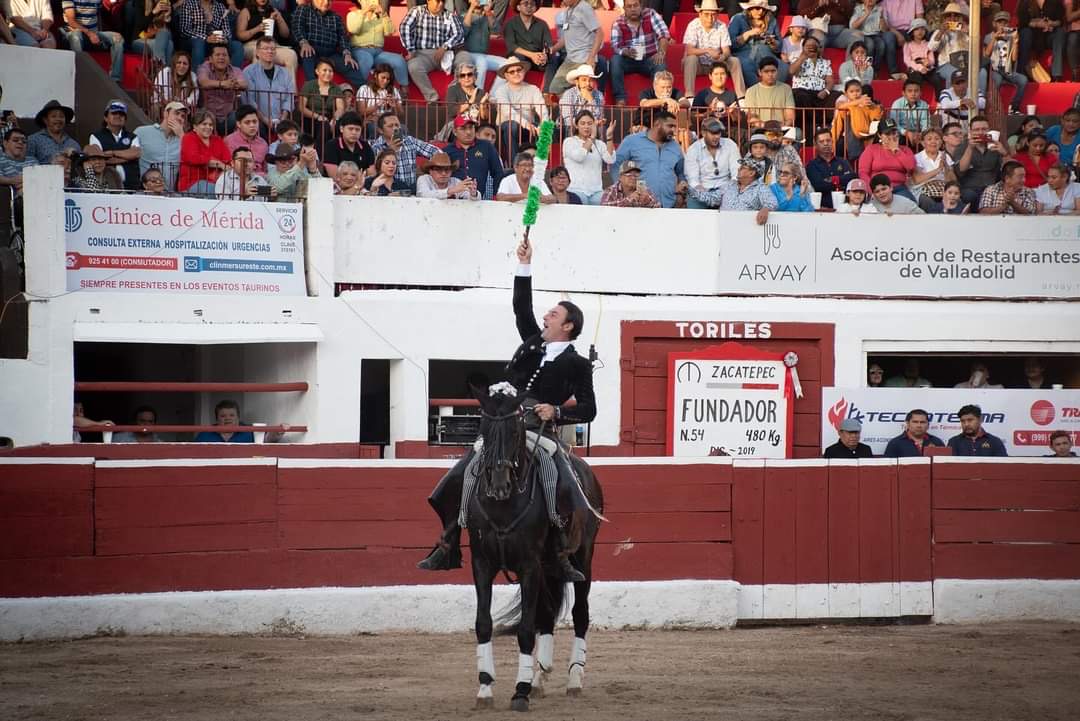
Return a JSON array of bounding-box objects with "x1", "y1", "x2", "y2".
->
[
  {"x1": 870, "y1": 79, "x2": 904, "y2": 109},
  {"x1": 89, "y1": 51, "x2": 148, "y2": 91}
]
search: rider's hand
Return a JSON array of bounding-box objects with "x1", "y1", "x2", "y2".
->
[
  {"x1": 516, "y1": 240, "x2": 532, "y2": 264},
  {"x1": 533, "y1": 403, "x2": 557, "y2": 422}
]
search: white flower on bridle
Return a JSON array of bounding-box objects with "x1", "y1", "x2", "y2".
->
[{"x1": 488, "y1": 381, "x2": 518, "y2": 398}]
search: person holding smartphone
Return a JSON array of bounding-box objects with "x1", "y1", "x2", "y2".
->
[{"x1": 601, "y1": 160, "x2": 661, "y2": 207}]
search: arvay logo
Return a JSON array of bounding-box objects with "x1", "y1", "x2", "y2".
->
[{"x1": 64, "y1": 198, "x2": 82, "y2": 232}]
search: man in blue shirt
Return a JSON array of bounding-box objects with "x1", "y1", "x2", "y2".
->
[
  {"x1": 445, "y1": 114, "x2": 503, "y2": 199},
  {"x1": 611, "y1": 109, "x2": 686, "y2": 208},
  {"x1": 947, "y1": 404, "x2": 1008, "y2": 457},
  {"x1": 1045, "y1": 108, "x2": 1080, "y2": 169},
  {"x1": 883, "y1": 408, "x2": 946, "y2": 457},
  {"x1": 805, "y1": 127, "x2": 855, "y2": 210}
]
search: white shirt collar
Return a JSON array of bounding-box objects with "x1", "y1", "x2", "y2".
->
[{"x1": 541, "y1": 341, "x2": 570, "y2": 365}]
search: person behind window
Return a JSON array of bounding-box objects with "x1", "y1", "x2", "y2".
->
[
  {"x1": 948, "y1": 404, "x2": 1008, "y2": 456},
  {"x1": 883, "y1": 409, "x2": 946, "y2": 457},
  {"x1": 195, "y1": 399, "x2": 254, "y2": 442},
  {"x1": 1046, "y1": 430, "x2": 1076, "y2": 457},
  {"x1": 867, "y1": 362, "x2": 885, "y2": 386},
  {"x1": 886, "y1": 358, "x2": 931, "y2": 387},
  {"x1": 73, "y1": 401, "x2": 113, "y2": 442},
  {"x1": 112, "y1": 406, "x2": 162, "y2": 443},
  {"x1": 954, "y1": 361, "x2": 1004, "y2": 389}
]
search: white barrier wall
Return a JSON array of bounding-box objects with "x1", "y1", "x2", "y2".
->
[
  {"x1": 333, "y1": 196, "x2": 1080, "y2": 299},
  {"x1": 0, "y1": 47, "x2": 76, "y2": 116}
]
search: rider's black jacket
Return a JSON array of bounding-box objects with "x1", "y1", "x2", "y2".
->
[{"x1": 505, "y1": 274, "x2": 596, "y2": 426}]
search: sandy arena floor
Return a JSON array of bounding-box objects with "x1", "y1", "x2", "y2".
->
[{"x1": 2, "y1": 622, "x2": 1078, "y2": 720}]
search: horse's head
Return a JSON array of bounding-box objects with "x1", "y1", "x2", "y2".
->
[{"x1": 473, "y1": 382, "x2": 526, "y2": 502}]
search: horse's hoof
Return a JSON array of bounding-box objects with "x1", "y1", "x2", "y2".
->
[
  {"x1": 510, "y1": 696, "x2": 530, "y2": 712},
  {"x1": 475, "y1": 697, "x2": 494, "y2": 709},
  {"x1": 566, "y1": 687, "x2": 582, "y2": 697}
]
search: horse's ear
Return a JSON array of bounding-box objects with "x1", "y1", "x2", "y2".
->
[{"x1": 470, "y1": 383, "x2": 493, "y2": 413}]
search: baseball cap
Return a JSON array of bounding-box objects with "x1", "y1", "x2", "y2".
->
[
  {"x1": 106, "y1": 100, "x2": 128, "y2": 114},
  {"x1": 838, "y1": 418, "x2": 862, "y2": 432},
  {"x1": 454, "y1": 114, "x2": 478, "y2": 128},
  {"x1": 993, "y1": 10, "x2": 1011, "y2": 22},
  {"x1": 269, "y1": 143, "x2": 301, "y2": 161},
  {"x1": 164, "y1": 101, "x2": 188, "y2": 113},
  {"x1": 877, "y1": 117, "x2": 899, "y2": 134},
  {"x1": 845, "y1": 178, "x2": 866, "y2": 192},
  {"x1": 619, "y1": 160, "x2": 643, "y2": 175}
]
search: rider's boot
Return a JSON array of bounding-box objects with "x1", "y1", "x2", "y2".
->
[
  {"x1": 555, "y1": 526, "x2": 586, "y2": 582},
  {"x1": 416, "y1": 454, "x2": 469, "y2": 571},
  {"x1": 416, "y1": 520, "x2": 463, "y2": 571}
]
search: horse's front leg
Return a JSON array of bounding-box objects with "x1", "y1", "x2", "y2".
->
[
  {"x1": 473, "y1": 551, "x2": 497, "y2": 709},
  {"x1": 510, "y1": 563, "x2": 542, "y2": 712},
  {"x1": 567, "y1": 579, "x2": 591, "y2": 696}
]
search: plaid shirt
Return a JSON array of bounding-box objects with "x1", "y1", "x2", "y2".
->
[
  {"x1": 611, "y1": 8, "x2": 670, "y2": 56},
  {"x1": 600, "y1": 183, "x2": 660, "y2": 207},
  {"x1": 292, "y1": 4, "x2": 350, "y2": 53},
  {"x1": 399, "y1": 5, "x2": 464, "y2": 54},
  {"x1": 691, "y1": 178, "x2": 778, "y2": 210},
  {"x1": 370, "y1": 134, "x2": 441, "y2": 187},
  {"x1": 176, "y1": 0, "x2": 233, "y2": 41},
  {"x1": 559, "y1": 87, "x2": 604, "y2": 128},
  {"x1": 979, "y1": 181, "x2": 1037, "y2": 214}
]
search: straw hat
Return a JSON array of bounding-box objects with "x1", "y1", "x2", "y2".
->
[
  {"x1": 567, "y1": 64, "x2": 603, "y2": 81},
  {"x1": 740, "y1": 0, "x2": 776, "y2": 11},
  {"x1": 695, "y1": 0, "x2": 721, "y2": 11},
  {"x1": 497, "y1": 57, "x2": 528, "y2": 78},
  {"x1": 942, "y1": 2, "x2": 966, "y2": 16}
]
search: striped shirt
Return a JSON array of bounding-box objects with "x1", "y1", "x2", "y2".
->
[
  {"x1": 399, "y1": 5, "x2": 464, "y2": 53},
  {"x1": 61, "y1": 0, "x2": 100, "y2": 30},
  {"x1": 0, "y1": 152, "x2": 39, "y2": 178},
  {"x1": 611, "y1": 8, "x2": 670, "y2": 57},
  {"x1": 291, "y1": 4, "x2": 350, "y2": 52}
]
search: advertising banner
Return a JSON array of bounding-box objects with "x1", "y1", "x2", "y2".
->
[
  {"x1": 667, "y1": 343, "x2": 794, "y2": 458},
  {"x1": 822, "y1": 387, "x2": 1080, "y2": 456},
  {"x1": 723, "y1": 215, "x2": 1080, "y2": 299},
  {"x1": 64, "y1": 193, "x2": 305, "y2": 296}
]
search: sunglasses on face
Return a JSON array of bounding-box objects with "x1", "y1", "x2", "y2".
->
[{"x1": 459, "y1": 72, "x2": 475, "y2": 77}]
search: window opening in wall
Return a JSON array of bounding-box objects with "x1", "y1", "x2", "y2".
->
[
  {"x1": 865, "y1": 354, "x2": 1080, "y2": 390},
  {"x1": 427, "y1": 359, "x2": 507, "y2": 445}
]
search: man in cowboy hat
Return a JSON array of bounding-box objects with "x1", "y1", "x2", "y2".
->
[
  {"x1": 559, "y1": 64, "x2": 605, "y2": 129},
  {"x1": 26, "y1": 100, "x2": 80, "y2": 165},
  {"x1": 489, "y1": 56, "x2": 549, "y2": 164},
  {"x1": 682, "y1": 0, "x2": 746, "y2": 98},
  {"x1": 416, "y1": 150, "x2": 480, "y2": 199},
  {"x1": 546, "y1": 0, "x2": 607, "y2": 95}
]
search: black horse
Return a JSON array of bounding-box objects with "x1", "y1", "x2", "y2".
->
[{"x1": 468, "y1": 387, "x2": 604, "y2": 712}]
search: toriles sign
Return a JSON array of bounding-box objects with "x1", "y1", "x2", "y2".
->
[
  {"x1": 64, "y1": 193, "x2": 305, "y2": 296},
  {"x1": 822, "y1": 387, "x2": 1080, "y2": 456},
  {"x1": 667, "y1": 342, "x2": 795, "y2": 458}
]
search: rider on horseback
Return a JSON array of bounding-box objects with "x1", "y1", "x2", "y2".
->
[{"x1": 417, "y1": 240, "x2": 596, "y2": 582}]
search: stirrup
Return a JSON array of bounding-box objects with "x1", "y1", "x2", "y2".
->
[{"x1": 558, "y1": 556, "x2": 586, "y2": 583}]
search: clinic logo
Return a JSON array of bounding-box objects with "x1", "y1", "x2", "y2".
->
[
  {"x1": 64, "y1": 199, "x2": 82, "y2": 232},
  {"x1": 277, "y1": 213, "x2": 296, "y2": 234},
  {"x1": 1030, "y1": 400, "x2": 1055, "y2": 426}
]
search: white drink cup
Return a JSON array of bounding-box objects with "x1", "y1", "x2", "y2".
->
[
  {"x1": 1026, "y1": 104, "x2": 1037, "y2": 115},
  {"x1": 263, "y1": 18, "x2": 274, "y2": 37}
]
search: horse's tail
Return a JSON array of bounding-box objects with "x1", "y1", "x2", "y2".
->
[{"x1": 494, "y1": 574, "x2": 571, "y2": 636}]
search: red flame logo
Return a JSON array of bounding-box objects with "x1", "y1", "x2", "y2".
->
[{"x1": 828, "y1": 397, "x2": 849, "y2": 431}]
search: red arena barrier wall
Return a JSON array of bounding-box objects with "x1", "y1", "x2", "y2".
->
[{"x1": 0, "y1": 457, "x2": 1077, "y2": 614}]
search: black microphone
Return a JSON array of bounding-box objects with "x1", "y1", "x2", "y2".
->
[{"x1": 588, "y1": 344, "x2": 598, "y2": 369}]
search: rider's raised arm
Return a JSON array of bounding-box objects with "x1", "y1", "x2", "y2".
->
[{"x1": 513, "y1": 241, "x2": 541, "y2": 342}]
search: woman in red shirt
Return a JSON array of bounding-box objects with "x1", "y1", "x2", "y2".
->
[
  {"x1": 1014, "y1": 132, "x2": 1056, "y2": 188},
  {"x1": 857, "y1": 118, "x2": 917, "y2": 201},
  {"x1": 179, "y1": 109, "x2": 231, "y2": 194}
]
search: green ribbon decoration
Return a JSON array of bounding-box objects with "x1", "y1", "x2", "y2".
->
[
  {"x1": 521, "y1": 120, "x2": 555, "y2": 228},
  {"x1": 522, "y1": 186, "x2": 542, "y2": 227},
  {"x1": 535, "y1": 119, "x2": 554, "y2": 161}
]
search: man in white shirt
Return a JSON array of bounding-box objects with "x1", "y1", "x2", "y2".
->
[
  {"x1": 214, "y1": 146, "x2": 270, "y2": 199},
  {"x1": 9, "y1": 0, "x2": 56, "y2": 47},
  {"x1": 685, "y1": 117, "x2": 740, "y2": 209},
  {"x1": 681, "y1": 0, "x2": 745, "y2": 98}
]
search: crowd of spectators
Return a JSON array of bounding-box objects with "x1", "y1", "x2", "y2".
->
[
  {"x1": 72, "y1": 399, "x2": 293, "y2": 442},
  {"x1": 5, "y1": 0, "x2": 1080, "y2": 210}
]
